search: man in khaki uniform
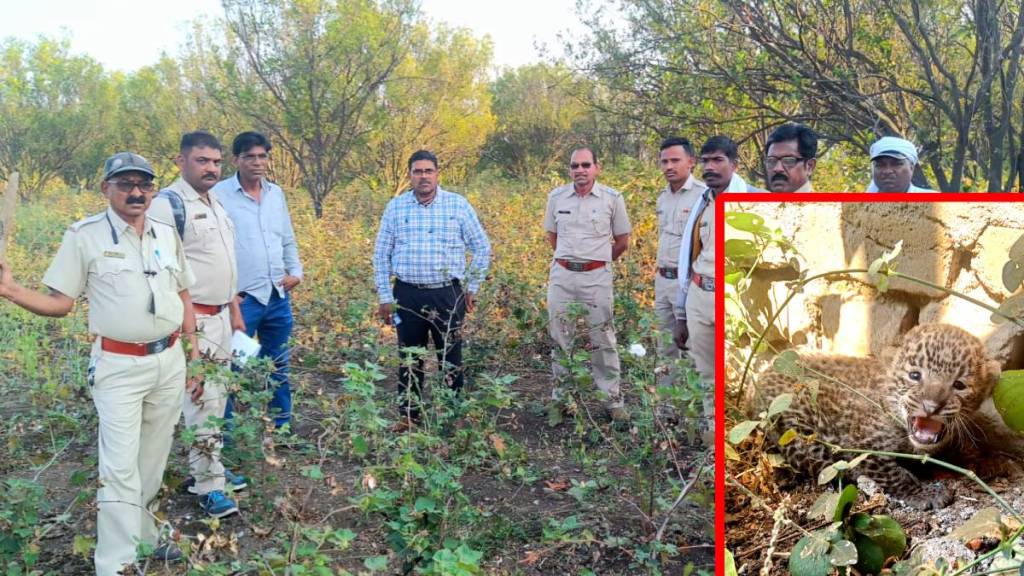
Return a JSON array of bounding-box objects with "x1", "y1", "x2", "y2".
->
[
  {"x1": 675, "y1": 136, "x2": 747, "y2": 445},
  {"x1": 653, "y1": 137, "x2": 706, "y2": 386},
  {"x1": 544, "y1": 147, "x2": 632, "y2": 421},
  {"x1": 150, "y1": 131, "x2": 246, "y2": 519},
  {"x1": 0, "y1": 152, "x2": 197, "y2": 575}
]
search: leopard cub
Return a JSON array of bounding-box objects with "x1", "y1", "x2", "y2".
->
[{"x1": 752, "y1": 323, "x2": 1002, "y2": 510}]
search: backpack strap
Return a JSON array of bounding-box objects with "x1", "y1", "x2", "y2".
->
[{"x1": 157, "y1": 189, "x2": 186, "y2": 239}]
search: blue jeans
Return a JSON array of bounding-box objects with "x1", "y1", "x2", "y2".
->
[{"x1": 226, "y1": 290, "x2": 293, "y2": 427}]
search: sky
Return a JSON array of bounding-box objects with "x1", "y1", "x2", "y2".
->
[{"x1": 0, "y1": 0, "x2": 588, "y2": 73}]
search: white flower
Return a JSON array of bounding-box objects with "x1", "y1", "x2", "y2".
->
[{"x1": 628, "y1": 343, "x2": 647, "y2": 358}]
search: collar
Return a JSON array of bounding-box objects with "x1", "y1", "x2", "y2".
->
[
  {"x1": 566, "y1": 182, "x2": 604, "y2": 198},
  {"x1": 404, "y1": 187, "x2": 446, "y2": 204},
  {"x1": 794, "y1": 181, "x2": 814, "y2": 193},
  {"x1": 105, "y1": 207, "x2": 155, "y2": 244},
  {"x1": 667, "y1": 174, "x2": 698, "y2": 194},
  {"x1": 232, "y1": 172, "x2": 271, "y2": 198},
  {"x1": 169, "y1": 177, "x2": 203, "y2": 202}
]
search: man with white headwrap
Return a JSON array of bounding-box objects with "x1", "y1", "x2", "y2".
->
[{"x1": 866, "y1": 136, "x2": 937, "y2": 192}]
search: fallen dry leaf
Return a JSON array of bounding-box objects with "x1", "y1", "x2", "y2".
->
[
  {"x1": 544, "y1": 479, "x2": 569, "y2": 491},
  {"x1": 520, "y1": 550, "x2": 543, "y2": 565},
  {"x1": 490, "y1": 433, "x2": 506, "y2": 457}
]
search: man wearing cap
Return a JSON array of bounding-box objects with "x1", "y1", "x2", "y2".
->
[
  {"x1": 149, "y1": 131, "x2": 247, "y2": 519},
  {"x1": 653, "y1": 137, "x2": 706, "y2": 387},
  {"x1": 0, "y1": 152, "x2": 197, "y2": 574},
  {"x1": 673, "y1": 135, "x2": 751, "y2": 445},
  {"x1": 765, "y1": 123, "x2": 818, "y2": 193},
  {"x1": 867, "y1": 136, "x2": 937, "y2": 192},
  {"x1": 545, "y1": 146, "x2": 632, "y2": 422},
  {"x1": 372, "y1": 149, "x2": 492, "y2": 427},
  {"x1": 213, "y1": 131, "x2": 303, "y2": 429}
]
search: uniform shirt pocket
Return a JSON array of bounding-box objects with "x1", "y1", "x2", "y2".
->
[
  {"x1": 190, "y1": 217, "x2": 221, "y2": 253},
  {"x1": 589, "y1": 207, "x2": 612, "y2": 237},
  {"x1": 93, "y1": 257, "x2": 135, "y2": 297}
]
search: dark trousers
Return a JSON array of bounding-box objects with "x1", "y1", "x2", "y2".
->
[
  {"x1": 394, "y1": 280, "x2": 466, "y2": 417},
  {"x1": 225, "y1": 290, "x2": 293, "y2": 428}
]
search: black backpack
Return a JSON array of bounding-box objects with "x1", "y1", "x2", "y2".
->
[{"x1": 157, "y1": 189, "x2": 186, "y2": 239}]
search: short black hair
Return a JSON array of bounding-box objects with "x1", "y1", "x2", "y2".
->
[
  {"x1": 659, "y1": 136, "x2": 694, "y2": 157},
  {"x1": 408, "y1": 149, "x2": 439, "y2": 171},
  {"x1": 766, "y1": 123, "x2": 818, "y2": 159},
  {"x1": 232, "y1": 131, "x2": 272, "y2": 156},
  {"x1": 180, "y1": 131, "x2": 222, "y2": 154},
  {"x1": 569, "y1": 146, "x2": 598, "y2": 165},
  {"x1": 700, "y1": 135, "x2": 738, "y2": 162}
]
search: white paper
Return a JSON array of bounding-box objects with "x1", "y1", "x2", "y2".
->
[{"x1": 231, "y1": 330, "x2": 261, "y2": 366}]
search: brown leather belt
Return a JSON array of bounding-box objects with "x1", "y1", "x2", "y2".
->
[
  {"x1": 556, "y1": 259, "x2": 605, "y2": 272},
  {"x1": 193, "y1": 302, "x2": 226, "y2": 315},
  {"x1": 101, "y1": 332, "x2": 180, "y2": 356},
  {"x1": 658, "y1": 267, "x2": 679, "y2": 279},
  {"x1": 691, "y1": 272, "x2": 714, "y2": 292}
]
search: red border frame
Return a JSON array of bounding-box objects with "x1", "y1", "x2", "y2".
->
[{"x1": 713, "y1": 192, "x2": 1024, "y2": 575}]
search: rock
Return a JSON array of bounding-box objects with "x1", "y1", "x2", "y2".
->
[{"x1": 912, "y1": 536, "x2": 974, "y2": 567}]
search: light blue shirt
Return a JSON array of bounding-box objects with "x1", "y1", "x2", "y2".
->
[
  {"x1": 372, "y1": 188, "x2": 491, "y2": 304},
  {"x1": 212, "y1": 174, "x2": 303, "y2": 305}
]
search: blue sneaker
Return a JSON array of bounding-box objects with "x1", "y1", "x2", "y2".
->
[
  {"x1": 225, "y1": 469, "x2": 249, "y2": 491},
  {"x1": 199, "y1": 490, "x2": 239, "y2": 518}
]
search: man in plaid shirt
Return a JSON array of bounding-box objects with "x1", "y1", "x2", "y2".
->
[{"x1": 372, "y1": 150, "x2": 492, "y2": 426}]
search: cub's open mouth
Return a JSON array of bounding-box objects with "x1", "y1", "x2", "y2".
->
[{"x1": 909, "y1": 416, "x2": 945, "y2": 444}]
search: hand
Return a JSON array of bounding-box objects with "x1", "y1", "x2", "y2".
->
[
  {"x1": 281, "y1": 275, "x2": 302, "y2": 292},
  {"x1": 0, "y1": 260, "x2": 13, "y2": 300},
  {"x1": 229, "y1": 304, "x2": 246, "y2": 333},
  {"x1": 186, "y1": 375, "x2": 205, "y2": 404},
  {"x1": 464, "y1": 292, "x2": 475, "y2": 313},
  {"x1": 378, "y1": 302, "x2": 393, "y2": 325},
  {"x1": 672, "y1": 319, "x2": 689, "y2": 350}
]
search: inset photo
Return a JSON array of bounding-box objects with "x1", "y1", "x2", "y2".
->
[{"x1": 722, "y1": 200, "x2": 1024, "y2": 574}]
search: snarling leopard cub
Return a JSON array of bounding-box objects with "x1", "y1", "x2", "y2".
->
[{"x1": 753, "y1": 323, "x2": 1003, "y2": 510}]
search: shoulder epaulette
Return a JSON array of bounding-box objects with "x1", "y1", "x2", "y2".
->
[{"x1": 68, "y1": 212, "x2": 107, "y2": 232}]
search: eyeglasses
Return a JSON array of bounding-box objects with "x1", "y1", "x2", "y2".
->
[
  {"x1": 570, "y1": 162, "x2": 593, "y2": 169},
  {"x1": 765, "y1": 156, "x2": 807, "y2": 169},
  {"x1": 240, "y1": 152, "x2": 269, "y2": 161},
  {"x1": 411, "y1": 168, "x2": 436, "y2": 176},
  {"x1": 107, "y1": 180, "x2": 156, "y2": 193}
]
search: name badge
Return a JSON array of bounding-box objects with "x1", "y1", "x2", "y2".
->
[
  {"x1": 558, "y1": 210, "x2": 571, "y2": 214},
  {"x1": 103, "y1": 251, "x2": 125, "y2": 259},
  {"x1": 193, "y1": 213, "x2": 208, "y2": 220}
]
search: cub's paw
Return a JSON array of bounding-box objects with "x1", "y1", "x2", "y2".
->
[{"x1": 904, "y1": 482, "x2": 953, "y2": 510}]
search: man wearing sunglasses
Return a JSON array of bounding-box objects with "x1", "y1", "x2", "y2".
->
[
  {"x1": 765, "y1": 123, "x2": 818, "y2": 193},
  {"x1": 544, "y1": 147, "x2": 632, "y2": 422},
  {"x1": 0, "y1": 152, "x2": 198, "y2": 573}
]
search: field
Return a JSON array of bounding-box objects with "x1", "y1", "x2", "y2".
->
[{"x1": 0, "y1": 167, "x2": 712, "y2": 575}]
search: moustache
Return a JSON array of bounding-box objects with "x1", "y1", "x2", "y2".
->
[
  {"x1": 202, "y1": 172, "x2": 218, "y2": 179},
  {"x1": 125, "y1": 196, "x2": 147, "y2": 205},
  {"x1": 703, "y1": 171, "x2": 720, "y2": 179},
  {"x1": 771, "y1": 174, "x2": 789, "y2": 182}
]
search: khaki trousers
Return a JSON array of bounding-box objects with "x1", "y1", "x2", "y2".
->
[
  {"x1": 91, "y1": 340, "x2": 185, "y2": 576},
  {"x1": 654, "y1": 273, "x2": 682, "y2": 386},
  {"x1": 685, "y1": 282, "x2": 715, "y2": 436},
  {"x1": 184, "y1": 308, "x2": 231, "y2": 495},
  {"x1": 547, "y1": 263, "x2": 622, "y2": 408}
]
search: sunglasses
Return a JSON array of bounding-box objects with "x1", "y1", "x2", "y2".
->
[
  {"x1": 570, "y1": 162, "x2": 593, "y2": 169},
  {"x1": 107, "y1": 180, "x2": 156, "y2": 193}
]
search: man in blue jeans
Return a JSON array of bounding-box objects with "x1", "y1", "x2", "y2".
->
[{"x1": 213, "y1": 131, "x2": 303, "y2": 429}]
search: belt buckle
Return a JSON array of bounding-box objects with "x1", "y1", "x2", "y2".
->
[
  {"x1": 663, "y1": 268, "x2": 678, "y2": 280},
  {"x1": 568, "y1": 261, "x2": 585, "y2": 272},
  {"x1": 702, "y1": 276, "x2": 715, "y2": 291},
  {"x1": 147, "y1": 337, "x2": 168, "y2": 355}
]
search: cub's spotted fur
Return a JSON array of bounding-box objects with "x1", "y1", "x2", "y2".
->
[{"x1": 753, "y1": 324, "x2": 1002, "y2": 509}]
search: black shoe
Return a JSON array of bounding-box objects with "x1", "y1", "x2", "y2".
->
[{"x1": 150, "y1": 542, "x2": 183, "y2": 562}]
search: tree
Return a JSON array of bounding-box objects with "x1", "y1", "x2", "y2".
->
[
  {"x1": 0, "y1": 38, "x2": 117, "y2": 198},
  {"x1": 356, "y1": 25, "x2": 495, "y2": 197},
  {"x1": 209, "y1": 0, "x2": 418, "y2": 217}
]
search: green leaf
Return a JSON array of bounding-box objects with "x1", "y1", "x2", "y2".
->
[
  {"x1": 728, "y1": 420, "x2": 760, "y2": 445},
  {"x1": 852, "y1": 514, "x2": 907, "y2": 570},
  {"x1": 772, "y1": 350, "x2": 804, "y2": 377},
  {"x1": 1009, "y1": 232, "x2": 1024, "y2": 262},
  {"x1": 725, "y1": 548, "x2": 738, "y2": 576},
  {"x1": 817, "y1": 464, "x2": 838, "y2": 485},
  {"x1": 778, "y1": 428, "x2": 798, "y2": 446},
  {"x1": 993, "y1": 370, "x2": 1024, "y2": 432},
  {"x1": 414, "y1": 496, "x2": 437, "y2": 513},
  {"x1": 724, "y1": 271, "x2": 745, "y2": 286},
  {"x1": 789, "y1": 531, "x2": 835, "y2": 576},
  {"x1": 853, "y1": 535, "x2": 884, "y2": 573},
  {"x1": 833, "y1": 485, "x2": 859, "y2": 522},
  {"x1": 807, "y1": 491, "x2": 840, "y2": 520},
  {"x1": 547, "y1": 402, "x2": 564, "y2": 427},
  {"x1": 767, "y1": 393, "x2": 793, "y2": 418},
  {"x1": 1002, "y1": 261, "x2": 1024, "y2": 292},
  {"x1": 829, "y1": 539, "x2": 858, "y2": 566},
  {"x1": 351, "y1": 435, "x2": 369, "y2": 456},
  {"x1": 992, "y1": 292, "x2": 1024, "y2": 325},
  {"x1": 364, "y1": 555, "x2": 389, "y2": 571},
  {"x1": 725, "y1": 238, "x2": 758, "y2": 260},
  {"x1": 725, "y1": 212, "x2": 770, "y2": 236},
  {"x1": 301, "y1": 465, "x2": 324, "y2": 480},
  {"x1": 877, "y1": 274, "x2": 890, "y2": 293},
  {"x1": 72, "y1": 535, "x2": 95, "y2": 558}
]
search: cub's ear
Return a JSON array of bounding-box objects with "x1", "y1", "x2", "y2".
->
[
  {"x1": 879, "y1": 344, "x2": 900, "y2": 367},
  {"x1": 987, "y1": 359, "x2": 1003, "y2": 383}
]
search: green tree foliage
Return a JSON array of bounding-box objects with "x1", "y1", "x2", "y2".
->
[
  {"x1": 572, "y1": 0, "x2": 1024, "y2": 192},
  {"x1": 208, "y1": 0, "x2": 418, "y2": 217},
  {"x1": 357, "y1": 25, "x2": 496, "y2": 196},
  {"x1": 0, "y1": 38, "x2": 117, "y2": 197}
]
